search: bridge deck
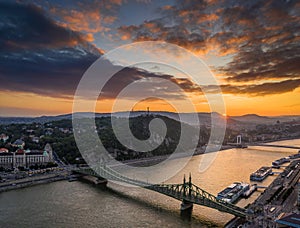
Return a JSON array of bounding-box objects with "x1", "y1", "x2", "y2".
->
[{"x1": 249, "y1": 144, "x2": 300, "y2": 150}]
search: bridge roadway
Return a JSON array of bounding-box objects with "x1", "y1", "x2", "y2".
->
[
  {"x1": 228, "y1": 142, "x2": 300, "y2": 150},
  {"x1": 250, "y1": 143, "x2": 300, "y2": 150},
  {"x1": 73, "y1": 166, "x2": 247, "y2": 218}
]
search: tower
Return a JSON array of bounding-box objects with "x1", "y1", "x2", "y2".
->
[
  {"x1": 237, "y1": 135, "x2": 242, "y2": 145},
  {"x1": 44, "y1": 143, "x2": 53, "y2": 162}
]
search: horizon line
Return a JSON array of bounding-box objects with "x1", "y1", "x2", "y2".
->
[{"x1": 0, "y1": 111, "x2": 300, "y2": 118}]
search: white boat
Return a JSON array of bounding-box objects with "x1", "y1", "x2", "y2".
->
[{"x1": 217, "y1": 182, "x2": 250, "y2": 203}]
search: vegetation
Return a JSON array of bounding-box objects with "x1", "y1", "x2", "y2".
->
[{"x1": 0, "y1": 114, "x2": 299, "y2": 164}]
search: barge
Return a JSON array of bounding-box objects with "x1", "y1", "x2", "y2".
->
[
  {"x1": 217, "y1": 182, "x2": 250, "y2": 203},
  {"x1": 250, "y1": 166, "x2": 272, "y2": 181}
]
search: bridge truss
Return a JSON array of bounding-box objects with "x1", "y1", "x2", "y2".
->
[{"x1": 74, "y1": 166, "x2": 247, "y2": 218}]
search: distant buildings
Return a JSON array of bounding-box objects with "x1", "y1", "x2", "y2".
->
[
  {"x1": 31, "y1": 136, "x2": 40, "y2": 143},
  {"x1": 0, "y1": 133, "x2": 9, "y2": 142},
  {"x1": 0, "y1": 143, "x2": 53, "y2": 169},
  {"x1": 12, "y1": 139, "x2": 25, "y2": 149},
  {"x1": 0, "y1": 148, "x2": 8, "y2": 153}
]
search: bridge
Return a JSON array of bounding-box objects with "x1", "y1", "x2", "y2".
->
[
  {"x1": 228, "y1": 135, "x2": 300, "y2": 150},
  {"x1": 250, "y1": 143, "x2": 300, "y2": 150},
  {"x1": 73, "y1": 166, "x2": 247, "y2": 218}
]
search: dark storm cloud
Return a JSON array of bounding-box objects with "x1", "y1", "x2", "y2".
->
[
  {"x1": 218, "y1": 0, "x2": 300, "y2": 82},
  {"x1": 0, "y1": 2, "x2": 101, "y2": 97},
  {"x1": 101, "y1": 67, "x2": 203, "y2": 100},
  {"x1": 1, "y1": 1, "x2": 299, "y2": 99},
  {"x1": 118, "y1": 0, "x2": 300, "y2": 92},
  {"x1": 0, "y1": 2, "x2": 201, "y2": 99},
  {"x1": 0, "y1": 2, "x2": 101, "y2": 52},
  {"x1": 204, "y1": 79, "x2": 300, "y2": 96}
]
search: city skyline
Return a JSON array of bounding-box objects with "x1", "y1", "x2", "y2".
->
[{"x1": 0, "y1": 0, "x2": 299, "y2": 117}]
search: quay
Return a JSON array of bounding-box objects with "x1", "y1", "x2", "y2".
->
[
  {"x1": 226, "y1": 159, "x2": 300, "y2": 227},
  {"x1": 0, "y1": 171, "x2": 68, "y2": 193}
]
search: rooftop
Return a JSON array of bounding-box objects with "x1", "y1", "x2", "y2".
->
[{"x1": 0, "y1": 148, "x2": 9, "y2": 153}]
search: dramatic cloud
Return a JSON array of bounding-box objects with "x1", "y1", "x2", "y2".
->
[
  {"x1": 118, "y1": 0, "x2": 300, "y2": 91},
  {"x1": 219, "y1": 79, "x2": 300, "y2": 96},
  {"x1": 47, "y1": 0, "x2": 122, "y2": 35},
  {"x1": 0, "y1": 2, "x2": 101, "y2": 98},
  {"x1": 0, "y1": 2, "x2": 101, "y2": 52},
  {"x1": 0, "y1": 2, "x2": 202, "y2": 100},
  {"x1": 101, "y1": 67, "x2": 203, "y2": 100},
  {"x1": 1, "y1": 0, "x2": 299, "y2": 104}
]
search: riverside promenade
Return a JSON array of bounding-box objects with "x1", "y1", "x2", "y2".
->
[{"x1": 0, "y1": 171, "x2": 68, "y2": 192}]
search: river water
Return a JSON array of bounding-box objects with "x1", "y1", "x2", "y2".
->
[{"x1": 0, "y1": 139, "x2": 299, "y2": 227}]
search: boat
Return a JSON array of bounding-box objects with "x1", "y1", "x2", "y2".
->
[
  {"x1": 272, "y1": 157, "x2": 290, "y2": 166},
  {"x1": 250, "y1": 166, "x2": 272, "y2": 181},
  {"x1": 217, "y1": 182, "x2": 250, "y2": 203},
  {"x1": 242, "y1": 184, "x2": 257, "y2": 198},
  {"x1": 289, "y1": 153, "x2": 300, "y2": 159}
]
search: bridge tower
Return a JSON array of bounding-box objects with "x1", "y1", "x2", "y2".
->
[
  {"x1": 180, "y1": 174, "x2": 193, "y2": 220},
  {"x1": 188, "y1": 173, "x2": 192, "y2": 198}
]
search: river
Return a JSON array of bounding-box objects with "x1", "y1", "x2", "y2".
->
[{"x1": 0, "y1": 139, "x2": 299, "y2": 227}]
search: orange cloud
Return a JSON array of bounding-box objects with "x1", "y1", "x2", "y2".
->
[
  {"x1": 48, "y1": 1, "x2": 121, "y2": 38},
  {"x1": 85, "y1": 33, "x2": 95, "y2": 42},
  {"x1": 197, "y1": 13, "x2": 219, "y2": 23}
]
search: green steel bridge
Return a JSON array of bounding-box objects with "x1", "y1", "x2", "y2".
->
[{"x1": 73, "y1": 166, "x2": 248, "y2": 218}]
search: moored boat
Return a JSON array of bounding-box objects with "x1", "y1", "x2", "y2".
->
[
  {"x1": 250, "y1": 166, "x2": 272, "y2": 181},
  {"x1": 272, "y1": 157, "x2": 290, "y2": 166},
  {"x1": 217, "y1": 182, "x2": 250, "y2": 204}
]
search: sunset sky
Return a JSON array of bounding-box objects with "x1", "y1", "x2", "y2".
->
[{"x1": 0, "y1": 0, "x2": 299, "y2": 117}]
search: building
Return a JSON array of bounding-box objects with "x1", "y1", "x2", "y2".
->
[
  {"x1": 0, "y1": 134, "x2": 9, "y2": 142},
  {"x1": 12, "y1": 139, "x2": 25, "y2": 149},
  {"x1": 31, "y1": 136, "x2": 40, "y2": 143},
  {"x1": 0, "y1": 148, "x2": 8, "y2": 153},
  {"x1": 0, "y1": 143, "x2": 54, "y2": 169}
]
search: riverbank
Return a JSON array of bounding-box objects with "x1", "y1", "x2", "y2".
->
[
  {"x1": 2, "y1": 138, "x2": 298, "y2": 193},
  {"x1": 225, "y1": 139, "x2": 300, "y2": 227},
  {"x1": 0, "y1": 172, "x2": 68, "y2": 193},
  {"x1": 1, "y1": 139, "x2": 299, "y2": 227},
  {"x1": 108, "y1": 137, "x2": 300, "y2": 168},
  {"x1": 107, "y1": 144, "x2": 235, "y2": 168}
]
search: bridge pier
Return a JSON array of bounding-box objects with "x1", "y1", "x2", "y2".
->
[
  {"x1": 72, "y1": 169, "x2": 108, "y2": 187},
  {"x1": 180, "y1": 199, "x2": 193, "y2": 220},
  {"x1": 78, "y1": 175, "x2": 108, "y2": 187}
]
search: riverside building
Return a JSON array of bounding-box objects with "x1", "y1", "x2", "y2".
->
[{"x1": 0, "y1": 143, "x2": 53, "y2": 169}]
